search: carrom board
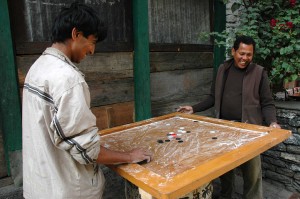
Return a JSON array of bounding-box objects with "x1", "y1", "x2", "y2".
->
[{"x1": 99, "y1": 113, "x2": 291, "y2": 199}]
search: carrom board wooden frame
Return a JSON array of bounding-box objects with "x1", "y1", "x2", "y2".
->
[{"x1": 99, "y1": 113, "x2": 291, "y2": 199}]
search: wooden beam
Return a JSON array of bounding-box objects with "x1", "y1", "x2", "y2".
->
[
  {"x1": 15, "y1": 41, "x2": 133, "y2": 55},
  {"x1": 149, "y1": 44, "x2": 213, "y2": 52},
  {"x1": 0, "y1": 0, "x2": 22, "y2": 175},
  {"x1": 132, "y1": 0, "x2": 152, "y2": 121},
  {"x1": 213, "y1": 0, "x2": 226, "y2": 74}
]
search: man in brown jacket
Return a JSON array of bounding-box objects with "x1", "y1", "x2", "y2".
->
[{"x1": 177, "y1": 35, "x2": 280, "y2": 199}]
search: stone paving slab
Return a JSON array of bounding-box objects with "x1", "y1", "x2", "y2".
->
[
  {"x1": 213, "y1": 175, "x2": 296, "y2": 199},
  {"x1": 0, "y1": 173, "x2": 298, "y2": 199}
]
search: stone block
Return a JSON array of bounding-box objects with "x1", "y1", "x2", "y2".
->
[
  {"x1": 276, "y1": 167, "x2": 295, "y2": 177},
  {"x1": 287, "y1": 145, "x2": 300, "y2": 155},
  {"x1": 284, "y1": 134, "x2": 300, "y2": 145},
  {"x1": 290, "y1": 164, "x2": 300, "y2": 172},
  {"x1": 280, "y1": 152, "x2": 300, "y2": 164},
  {"x1": 289, "y1": 117, "x2": 300, "y2": 127},
  {"x1": 294, "y1": 172, "x2": 300, "y2": 180},
  {"x1": 262, "y1": 162, "x2": 276, "y2": 171},
  {"x1": 265, "y1": 170, "x2": 292, "y2": 185},
  {"x1": 271, "y1": 143, "x2": 287, "y2": 152},
  {"x1": 264, "y1": 150, "x2": 281, "y2": 158},
  {"x1": 263, "y1": 156, "x2": 287, "y2": 168}
]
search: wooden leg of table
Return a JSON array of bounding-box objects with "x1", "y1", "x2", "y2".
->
[{"x1": 138, "y1": 188, "x2": 156, "y2": 199}]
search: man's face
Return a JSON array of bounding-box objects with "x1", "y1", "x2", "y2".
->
[
  {"x1": 71, "y1": 33, "x2": 97, "y2": 63},
  {"x1": 231, "y1": 42, "x2": 254, "y2": 69}
]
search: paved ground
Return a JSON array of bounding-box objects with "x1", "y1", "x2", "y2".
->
[
  {"x1": 212, "y1": 175, "x2": 297, "y2": 199},
  {"x1": 0, "y1": 174, "x2": 299, "y2": 199}
]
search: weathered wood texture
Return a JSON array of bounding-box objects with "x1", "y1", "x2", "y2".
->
[
  {"x1": 9, "y1": 0, "x2": 212, "y2": 54},
  {"x1": 17, "y1": 51, "x2": 213, "y2": 129},
  {"x1": 148, "y1": 0, "x2": 211, "y2": 44},
  {"x1": 150, "y1": 52, "x2": 214, "y2": 116},
  {"x1": 9, "y1": 0, "x2": 132, "y2": 43},
  {"x1": 8, "y1": 0, "x2": 133, "y2": 53},
  {"x1": 91, "y1": 101, "x2": 134, "y2": 130}
]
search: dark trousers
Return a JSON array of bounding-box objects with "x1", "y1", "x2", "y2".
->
[{"x1": 219, "y1": 155, "x2": 263, "y2": 199}]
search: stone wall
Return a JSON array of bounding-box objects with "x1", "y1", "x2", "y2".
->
[{"x1": 261, "y1": 102, "x2": 300, "y2": 192}]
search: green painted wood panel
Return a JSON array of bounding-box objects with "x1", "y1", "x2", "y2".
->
[
  {"x1": 0, "y1": 0, "x2": 22, "y2": 175},
  {"x1": 132, "y1": 0, "x2": 152, "y2": 121}
]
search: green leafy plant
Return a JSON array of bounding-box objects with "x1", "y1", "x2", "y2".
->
[{"x1": 208, "y1": 0, "x2": 300, "y2": 86}]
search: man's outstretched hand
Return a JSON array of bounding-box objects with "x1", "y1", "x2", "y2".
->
[
  {"x1": 128, "y1": 148, "x2": 152, "y2": 163},
  {"x1": 176, "y1": 106, "x2": 194, "y2": 114}
]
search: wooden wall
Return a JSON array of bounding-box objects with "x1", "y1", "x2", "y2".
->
[
  {"x1": 12, "y1": 0, "x2": 213, "y2": 130},
  {"x1": 0, "y1": 0, "x2": 214, "y2": 183},
  {"x1": 150, "y1": 52, "x2": 213, "y2": 116},
  {"x1": 149, "y1": 0, "x2": 212, "y2": 44},
  {"x1": 17, "y1": 50, "x2": 213, "y2": 130},
  {"x1": 9, "y1": 0, "x2": 133, "y2": 53}
]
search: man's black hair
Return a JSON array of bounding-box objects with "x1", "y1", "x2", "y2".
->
[
  {"x1": 51, "y1": 2, "x2": 107, "y2": 43},
  {"x1": 233, "y1": 35, "x2": 256, "y2": 52}
]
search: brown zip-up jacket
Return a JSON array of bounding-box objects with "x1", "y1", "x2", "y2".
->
[{"x1": 192, "y1": 59, "x2": 277, "y2": 125}]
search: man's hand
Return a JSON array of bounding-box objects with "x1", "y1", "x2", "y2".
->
[
  {"x1": 270, "y1": 122, "x2": 281, "y2": 129},
  {"x1": 128, "y1": 148, "x2": 152, "y2": 163},
  {"x1": 176, "y1": 106, "x2": 194, "y2": 114}
]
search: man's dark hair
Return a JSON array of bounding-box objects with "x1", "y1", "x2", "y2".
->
[
  {"x1": 233, "y1": 35, "x2": 256, "y2": 52},
  {"x1": 51, "y1": 2, "x2": 107, "y2": 43}
]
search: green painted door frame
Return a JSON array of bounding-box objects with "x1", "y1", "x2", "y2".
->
[
  {"x1": 213, "y1": 0, "x2": 226, "y2": 74},
  {"x1": 0, "y1": 0, "x2": 22, "y2": 176},
  {"x1": 132, "y1": 0, "x2": 152, "y2": 122}
]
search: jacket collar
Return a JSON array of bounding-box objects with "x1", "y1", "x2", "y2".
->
[
  {"x1": 223, "y1": 58, "x2": 256, "y2": 73},
  {"x1": 43, "y1": 47, "x2": 85, "y2": 77}
]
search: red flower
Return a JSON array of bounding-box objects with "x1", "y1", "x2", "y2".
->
[
  {"x1": 286, "y1": 21, "x2": 293, "y2": 29},
  {"x1": 270, "y1": 19, "x2": 277, "y2": 27},
  {"x1": 290, "y1": 0, "x2": 296, "y2": 7}
]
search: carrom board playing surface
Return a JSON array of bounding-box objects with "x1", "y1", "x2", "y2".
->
[{"x1": 99, "y1": 113, "x2": 291, "y2": 199}]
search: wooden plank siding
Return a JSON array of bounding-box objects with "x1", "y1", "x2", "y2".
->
[
  {"x1": 8, "y1": 0, "x2": 133, "y2": 53},
  {"x1": 9, "y1": 0, "x2": 212, "y2": 54},
  {"x1": 12, "y1": 0, "x2": 213, "y2": 130},
  {"x1": 148, "y1": 0, "x2": 212, "y2": 44},
  {"x1": 17, "y1": 51, "x2": 213, "y2": 129},
  {"x1": 150, "y1": 52, "x2": 213, "y2": 116}
]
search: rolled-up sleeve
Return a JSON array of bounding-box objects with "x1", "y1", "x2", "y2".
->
[{"x1": 50, "y1": 82, "x2": 100, "y2": 165}]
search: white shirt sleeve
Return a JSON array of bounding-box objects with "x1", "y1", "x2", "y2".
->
[{"x1": 50, "y1": 82, "x2": 100, "y2": 164}]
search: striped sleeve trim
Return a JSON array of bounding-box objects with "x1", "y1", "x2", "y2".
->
[
  {"x1": 53, "y1": 115, "x2": 93, "y2": 164},
  {"x1": 24, "y1": 83, "x2": 94, "y2": 164},
  {"x1": 24, "y1": 83, "x2": 58, "y2": 112}
]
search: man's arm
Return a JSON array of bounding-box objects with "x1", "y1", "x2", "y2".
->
[
  {"x1": 97, "y1": 146, "x2": 152, "y2": 164},
  {"x1": 191, "y1": 78, "x2": 215, "y2": 113},
  {"x1": 177, "y1": 78, "x2": 215, "y2": 114}
]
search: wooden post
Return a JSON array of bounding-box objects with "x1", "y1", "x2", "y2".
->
[
  {"x1": 0, "y1": 0, "x2": 22, "y2": 175},
  {"x1": 132, "y1": 0, "x2": 152, "y2": 122},
  {"x1": 213, "y1": 0, "x2": 226, "y2": 75}
]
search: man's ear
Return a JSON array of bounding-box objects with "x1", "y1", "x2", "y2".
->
[
  {"x1": 71, "y1": 27, "x2": 79, "y2": 40},
  {"x1": 231, "y1": 48, "x2": 235, "y2": 56}
]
